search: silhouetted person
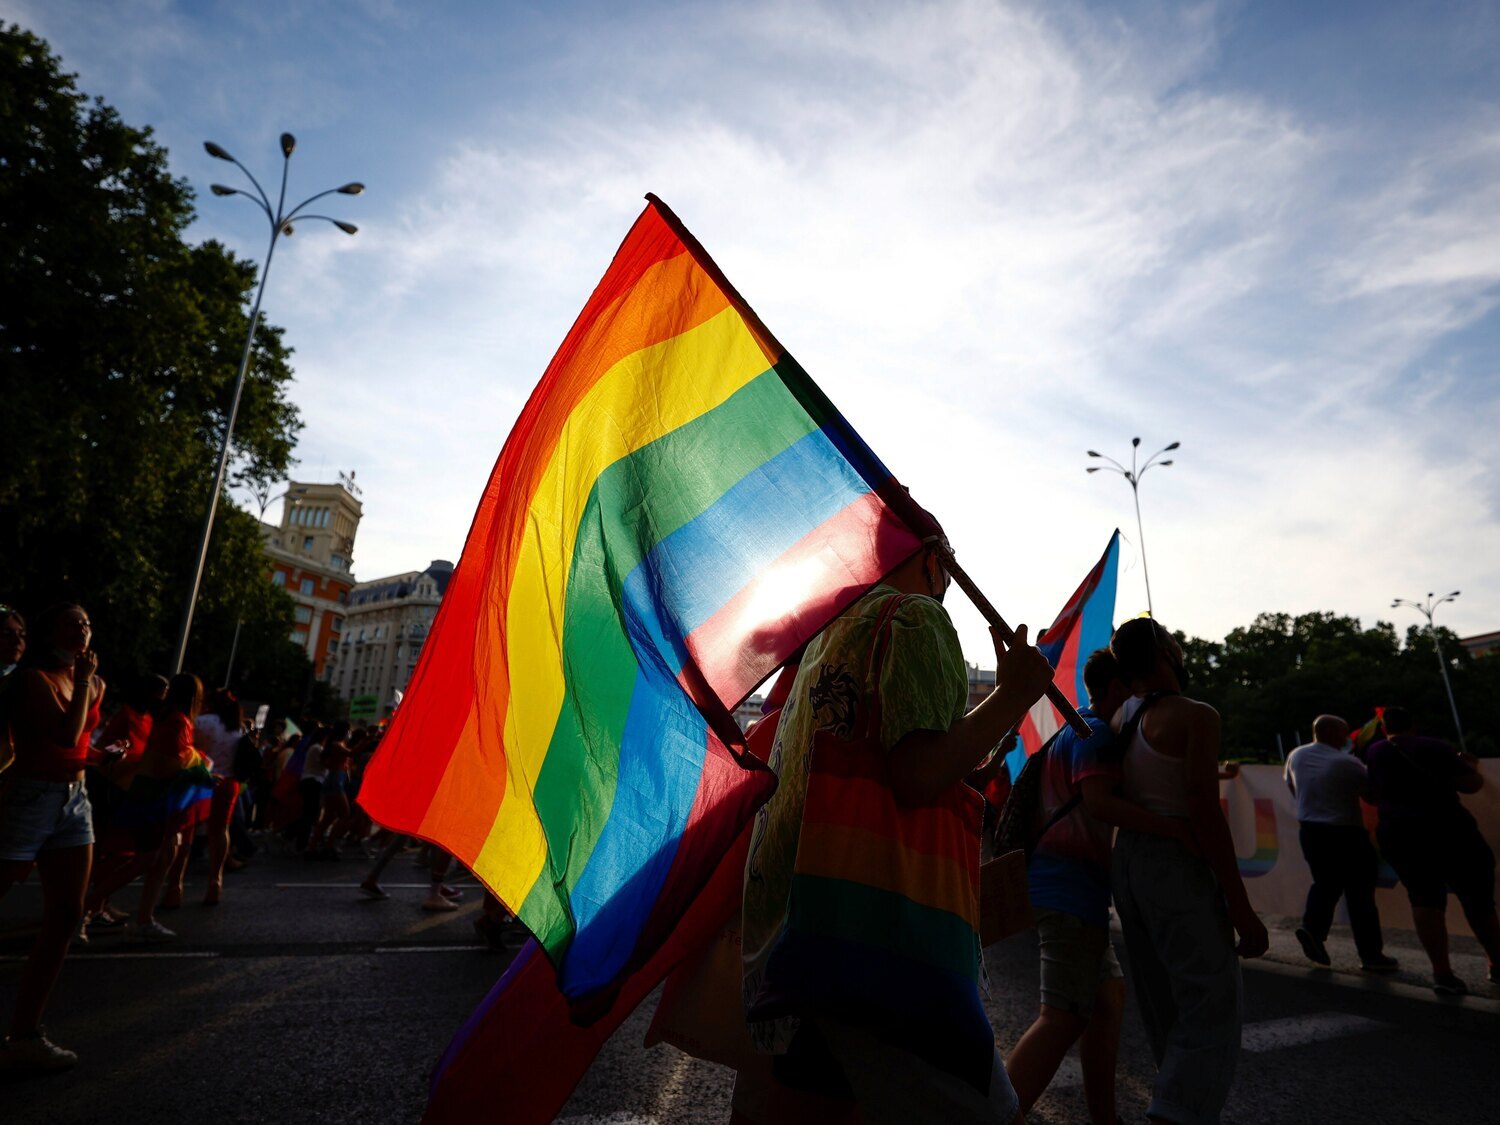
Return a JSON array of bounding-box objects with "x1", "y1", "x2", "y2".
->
[
  {"x1": 1284, "y1": 714, "x2": 1396, "y2": 972},
  {"x1": 1365, "y1": 706, "x2": 1500, "y2": 995}
]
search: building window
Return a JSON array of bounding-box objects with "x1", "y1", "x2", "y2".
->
[
  {"x1": 294, "y1": 606, "x2": 312, "y2": 624},
  {"x1": 337, "y1": 590, "x2": 348, "y2": 604},
  {"x1": 330, "y1": 617, "x2": 342, "y2": 634},
  {"x1": 300, "y1": 578, "x2": 314, "y2": 596},
  {"x1": 303, "y1": 536, "x2": 315, "y2": 551},
  {"x1": 271, "y1": 571, "x2": 286, "y2": 587},
  {"x1": 330, "y1": 554, "x2": 344, "y2": 570},
  {"x1": 327, "y1": 638, "x2": 337, "y2": 653}
]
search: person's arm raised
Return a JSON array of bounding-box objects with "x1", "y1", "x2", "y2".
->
[
  {"x1": 1179, "y1": 701, "x2": 1268, "y2": 957},
  {"x1": 890, "y1": 623, "x2": 1054, "y2": 806}
]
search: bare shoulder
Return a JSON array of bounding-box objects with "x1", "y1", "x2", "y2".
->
[{"x1": 1156, "y1": 695, "x2": 1219, "y2": 725}]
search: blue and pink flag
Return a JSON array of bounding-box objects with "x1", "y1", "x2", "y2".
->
[{"x1": 1006, "y1": 530, "x2": 1121, "y2": 775}]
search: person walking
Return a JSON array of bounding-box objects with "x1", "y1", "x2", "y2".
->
[
  {"x1": 1006, "y1": 648, "x2": 1194, "y2": 1124},
  {"x1": 0, "y1": 604, "x2": 107, "y2": 1072},
  {"x1": 1108, "y1": 617, "x2": 1268, "y2": 1125},
  {"x1": 1364, "y1": 706, "x2": 1500, "y2": 995},
  {"x1": 1283, "y1": 715, "x2": 1397, "y2": 973},
  {"x1": 742, "y1": 534, "x2": 1054, "y2": 1123}
]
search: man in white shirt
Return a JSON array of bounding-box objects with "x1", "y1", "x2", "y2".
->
[{"x1": 1284, "y1": 715, "x2": 1397, "y2": 972}]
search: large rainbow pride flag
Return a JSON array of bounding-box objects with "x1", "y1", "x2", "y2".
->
[
  {"x1": 359, "y1": 195, "x2": 932, "y2": 1001},
  {"x1": 1007, "y1": 530, "x2": 1120, "y2": 773}
]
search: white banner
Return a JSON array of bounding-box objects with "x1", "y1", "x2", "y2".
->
[{"x1": 1220, "y1": 761, "x2": 1500, "y2": 936}]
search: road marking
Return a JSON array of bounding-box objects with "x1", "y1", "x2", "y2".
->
[
  {"x1": 1, "y1": 950, "x2": 221, "y2": 962},
  {"x1": 1048, "y1": 1012, "x2": 1384, "y2": 1091},
  {"x1": 374, "y1": 944, "x2": 488, "y2": 954},
  {"x1": 555, "y1": 1116, "x2": 660, "y2": 1125},
  {"x1": 1240, "y1": 1012, "x2": 1385, "y2": 1052},
  {"x1": 274, "y1": 882, "x2": 472, "y2": 889}
]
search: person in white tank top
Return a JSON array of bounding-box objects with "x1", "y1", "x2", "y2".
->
[{"x1": 1107, "y1": 618, "x2": 1268, "y2": 1125}]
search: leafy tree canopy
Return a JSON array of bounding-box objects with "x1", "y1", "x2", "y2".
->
[
  {"x1": 0, "y1": 25, "x2": 309, "y2": 708},
  {"x1": 1176, "y1": 611, "x2": 1498, "y2": 759}
]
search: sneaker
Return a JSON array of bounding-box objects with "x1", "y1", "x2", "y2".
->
[
  {"x1": 421, "y1": 892, "x2": 459, "y2": 913},
  {"x1": 1360, "y1": 954, "x2": 1400, "y2": 974},
  {"x1": 438, "y1": 883, "x2": 463, "y2": 902},
  {"x1": 0, "y1": 1029, "x2": 78, "y2": 1073},
  {"x1": 123, "y1": 920, "x2": 176, "y2": 944},
  {"x1": 1433, "y1": 973, "x2": 1468, "y2": 996},
  {"x1": 358, "y1": 880, "x2": 389, "y2": 901},
  {"x1": 91, "y1": 909, "x2": 128, "y2": 928},
  {"x1": 1294, "y1": 927, "x2": 1330, "y2": 966},
  {"x1": 74, "y1": 915, "x2": 91, "y2": 945}
]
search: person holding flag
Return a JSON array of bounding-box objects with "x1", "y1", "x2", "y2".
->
[{"x1": 741, "y1": 535, "x2": 1054, "y2": 1124}]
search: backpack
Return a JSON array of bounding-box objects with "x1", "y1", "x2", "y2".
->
[{"x1": 992, "y1": 691, "x2": 1175, "y2": 860}]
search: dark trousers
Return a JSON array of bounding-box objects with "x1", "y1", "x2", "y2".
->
[
  {"x1": 1300, "y1": 821, "x2": 1384, "y2": 958},
  {"x1": 294, "y1": 777, "x2": 324, "y2": 851}
]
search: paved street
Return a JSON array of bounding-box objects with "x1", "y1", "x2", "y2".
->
[{"x1": 3, "y1": 844, "x2": 1497, "y2": 1124}]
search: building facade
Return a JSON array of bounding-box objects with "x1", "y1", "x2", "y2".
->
[
  {"x1": 332, "y1": 560, "x2": 455, "y2": 721},
  {"x1": 259, "y1": 479, "x2": 363, "y2": 680}
]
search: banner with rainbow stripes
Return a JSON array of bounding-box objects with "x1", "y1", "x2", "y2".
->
[{"x1": 360, "y1": 196, "x2": 929, "y2": 999}]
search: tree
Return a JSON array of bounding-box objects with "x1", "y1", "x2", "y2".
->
[
  {"x1": 0, "y1": 25, "x2": 306, "y2": 698},
  {"x1": 1178, "y1": 612, "x2": 1498, "y2": 759}
]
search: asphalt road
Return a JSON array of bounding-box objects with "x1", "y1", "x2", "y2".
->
[{"x1": 3, "y1": 843, "x2": 1497, "y2": 1124}]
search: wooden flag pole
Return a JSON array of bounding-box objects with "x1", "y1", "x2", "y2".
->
[{"x1": 931, "y1": 541, "x2": 1093, "y2": 738}]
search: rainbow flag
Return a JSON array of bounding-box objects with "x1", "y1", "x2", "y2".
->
[
  {"x1": 1008, "y1": 530, "x2": 1120, "y2": 774},
  {"x1": 360, "y1": 195, "x2": 929, "y2": 1001}
]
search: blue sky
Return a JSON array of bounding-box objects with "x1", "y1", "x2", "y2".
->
[{"x1": 14, "y1": 0, "x2": 1500, "y2": 663}]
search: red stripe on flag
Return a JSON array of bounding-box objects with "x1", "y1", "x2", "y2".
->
[{"x1": 684, "y1": 492, "x2": 921, "y2": 709}]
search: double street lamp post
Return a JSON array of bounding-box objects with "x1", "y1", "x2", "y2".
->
[
  {"x1": 1086, "y1": 438, "x2": 1179, "y2": 617},
  {"x1": 1392, "y1": 591, "x2": 1467, "y2": 752},
  {"x1": 172, "y1": 133, "x2": 363, "y2": 675}
]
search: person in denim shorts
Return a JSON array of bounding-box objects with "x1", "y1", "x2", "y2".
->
[{"x1": 0, "y1": 604, "x2": 112, "y2": 1074}]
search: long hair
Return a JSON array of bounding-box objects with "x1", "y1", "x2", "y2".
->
[{"x1": 161, "y1": 673, "x2": 203, "y2": 721}]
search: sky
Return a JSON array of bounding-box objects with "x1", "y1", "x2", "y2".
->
[{"x1": 12, "y1": 0, "x2": 1500, "y2": 666}]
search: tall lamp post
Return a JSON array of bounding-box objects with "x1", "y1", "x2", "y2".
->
[
  {"x1": 1392, "y1": 591, "x2": 1467, "y2": 752},
  {"x1": 172, "y1": 133, "x2": 363, "y2": 675},
  {"x1": 1086, "y1": 437, "x2": 1179, "y2": 617}
]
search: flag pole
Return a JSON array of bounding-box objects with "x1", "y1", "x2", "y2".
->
[
  {"x1": 929, "y1": 541, "x2": 1092, "y2": 738},
  {"x1": 643, "y1": 192, "x2": 1090, "y2": 739}
]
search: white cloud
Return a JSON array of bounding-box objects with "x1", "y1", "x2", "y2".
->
[{"x1": 23, "y1": 0, "x2": 1500, "y2": 658}]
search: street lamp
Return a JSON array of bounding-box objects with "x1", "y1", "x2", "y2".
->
[
  {"x1": 173, "y1": 134, "x2": 363, "y2": 674},
  {"x1": 1086, "y1": 437, "x2": 1179, "y2": 617},
  {"x1": 1391, "y1": 591, "x2": 1467, "y2": 752}
]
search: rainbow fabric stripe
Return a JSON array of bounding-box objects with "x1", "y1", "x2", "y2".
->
[
  {"x1": 1010, "y1": 530, "x2": 1120, "y2": 771},
  {"x1": 360, "y1": 196, "x2": 926, "y2": 998}
]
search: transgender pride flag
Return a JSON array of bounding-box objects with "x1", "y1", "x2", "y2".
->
[{"x1": 1006, "y1": 530, "x2": 1120, "y2": 773}]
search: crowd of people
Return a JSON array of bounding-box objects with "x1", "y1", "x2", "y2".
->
[
  {"x1": 0, "y1": 600, "x2": 512, "y2": 1077},
  {"x1": 733, "y1": 537, "x2": 1496, "y2": 1125},
  {"x1": 1, "y1": 568, "x2": 1494, "y2": 1119}
]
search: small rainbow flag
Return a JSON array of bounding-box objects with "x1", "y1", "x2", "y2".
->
[{"x1": 360, "y1": 195, "x2": 929, "y2": 1000}]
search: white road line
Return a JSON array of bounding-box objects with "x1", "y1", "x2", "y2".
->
[
  {"x1": 554, "y1": 1115, "x2": 660, "y2": 1125},
  {"x1": 1240, "y1": 1012, "x2": 1386, "y2": 1052},
  {"x1": 374, "y1": 944, "x2": 488, "y2": 954},
  {"x1": 275, "y1": 882, "x2": 473, "y2": 889},
  {"x1": 1048, "y1": 1012, "x2": 1384, "y2": 1092},
  {"x1": 1, "y1": 951, "x2": 221, "y2": 962},
  {"x1": 1243, "y1": 955, "x2": 1500, "y2": 1011}
]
